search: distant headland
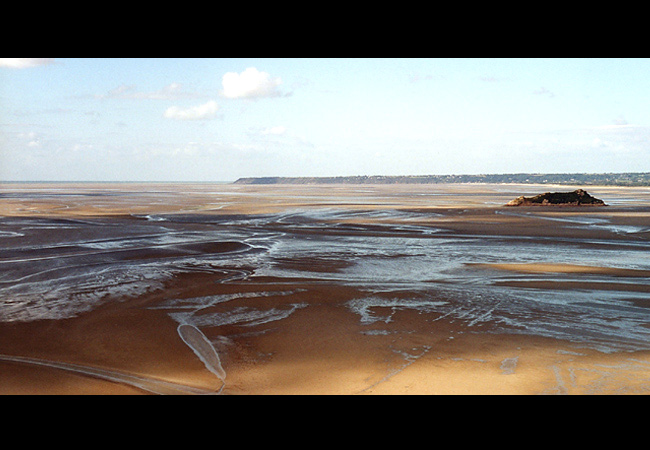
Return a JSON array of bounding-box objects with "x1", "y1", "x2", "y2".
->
[{"x1": 233, "y1": 172, "x2": 650, "y2": 187}]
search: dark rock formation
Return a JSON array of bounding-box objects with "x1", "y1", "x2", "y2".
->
[{"x1": 505, "y1": 189, "x2": 607, "y2": 206}]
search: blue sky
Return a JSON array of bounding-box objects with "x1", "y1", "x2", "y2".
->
[{"x1": 1, "y1": 58, "x2": 649, "y2": 181}]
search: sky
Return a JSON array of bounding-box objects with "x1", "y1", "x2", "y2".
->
[{"x1": 1, "y1": 57, "x2": 649, "y2": 182}]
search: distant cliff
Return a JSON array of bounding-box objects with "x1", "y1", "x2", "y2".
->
[
  {"x1": 505, "y1": 189, "x2": 607, "y2": 206},
  {"x1": 233, "y1": 172, "x2": 650, "y2": 186}
]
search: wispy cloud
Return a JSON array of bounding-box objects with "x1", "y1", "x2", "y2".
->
[
  {"x1": 97, "y1": 83, "x2": 201, "y2": 100},
  {"x1": 588, "y1": 116, "x2": 637, "y2": 131},
  {"x1": 479, "y1": 75, "x2": 509, "y2": 82},
  {"x1": 409, "y1": 74, "x2": 435, "y2": 83},
  {"x1": 0, "y1": 58, "x2": 55, "y2": 69},
  {"x1": 253, "y1": 125, "x2": 314, "y2": 149},
  {"x1": 532, "y1": 86, "x2": 555, "y2": 98},
  {"x1": 261, "y1": 126, "x2": 287, "y2": 135},
  {"x1": 163, "y1": 100, "x2": 219, "y2": 120}
]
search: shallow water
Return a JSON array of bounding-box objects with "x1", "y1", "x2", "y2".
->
[{"x1": 1, "y1": 183, "x2": 650, "y2": 353}]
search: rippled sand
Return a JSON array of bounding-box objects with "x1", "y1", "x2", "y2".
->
[{"x1": 1, "y1": 182, "x2": 650, "y2": 394}]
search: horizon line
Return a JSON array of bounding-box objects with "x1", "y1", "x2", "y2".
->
[{"x1": 3, "y1": 170, "x2": 650, "y2": 184}]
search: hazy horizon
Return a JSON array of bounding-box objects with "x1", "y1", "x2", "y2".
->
[
  {"x1": 2, "y1": 58, "x2": 650, "y2": 182},
  {"x1": 3, "y1": 170, "x2": 650, "y2": 185}
]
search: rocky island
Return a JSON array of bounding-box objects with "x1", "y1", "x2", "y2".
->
[{"x1": 506, "y1": 189, "x2": 607, "y2": 206}]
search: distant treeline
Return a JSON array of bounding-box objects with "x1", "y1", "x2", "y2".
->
[{"x1": 234, "y1": 173, "x2": 650, "y2": 187}]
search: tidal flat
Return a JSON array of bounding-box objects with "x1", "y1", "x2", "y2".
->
[{"x1": 1, "y1": 182, "x2": 650, "y2": 394}]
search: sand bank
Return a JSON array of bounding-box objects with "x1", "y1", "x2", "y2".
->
[{"x1": 470, "y1": 263, "x2": 650, "y2": 277}]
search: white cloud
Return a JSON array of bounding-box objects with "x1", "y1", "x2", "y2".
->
[
  {"x1": 222, "y1": 67, "x2": 283, "y2": 99},
  {"x1": 262, "y1": 126, "x2": 287, "y2": 135},
  {"x1": 163, "y1": 100, "x2": 219, "y2": 120},
  {"x1": 0, "y1": 58, "x2": 55, "y2": 69}
]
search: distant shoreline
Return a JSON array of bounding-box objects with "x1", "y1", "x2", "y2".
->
[
  {"x1": 234, "y1": 173, "x2": 650, "y2": 187},
  {"x1": 2, "y1": 172, "x2": 650, "y2": 187}
]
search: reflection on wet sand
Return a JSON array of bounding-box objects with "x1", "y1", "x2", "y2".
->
[{"x1": 1, "y1": 182, "x2": 650, "y2": 394}]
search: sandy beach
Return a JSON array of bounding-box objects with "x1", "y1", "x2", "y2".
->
[{"x1": 2, "y1": 182, "x2": 650, "y2": 394}]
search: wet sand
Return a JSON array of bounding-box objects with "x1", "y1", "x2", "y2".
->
[{"x1": 1, "y1": 182, "x2": 650, "y2": 394}]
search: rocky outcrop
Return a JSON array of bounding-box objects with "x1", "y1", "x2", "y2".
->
[{"x1": 505, "y1": 189, "x2": 606, "y2": 206}]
